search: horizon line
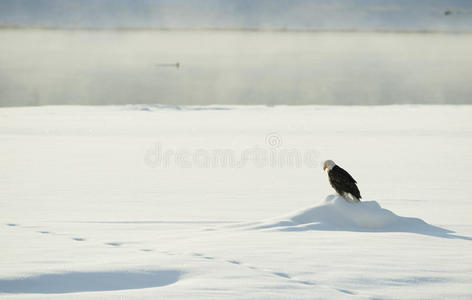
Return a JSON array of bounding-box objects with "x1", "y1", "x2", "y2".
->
[{"x1": 1, "y1": 25, "x2": 472, "y2": 34}]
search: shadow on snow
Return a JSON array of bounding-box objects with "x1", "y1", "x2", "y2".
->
[{"x1": 0, "y1": 269, "x2": 181, "y2": 294}]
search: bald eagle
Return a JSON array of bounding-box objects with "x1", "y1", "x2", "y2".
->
[{"x1": 323, "y1": 160, "x2": 361, "y2": 202}]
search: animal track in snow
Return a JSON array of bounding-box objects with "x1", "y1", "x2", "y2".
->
[
  {"x1": 5, "y1": 223, "x2": 357, "y2": 297},
  {"x1": 189, "y1": 251, "x2": 316, "y2": 288},
  {"x1": 227, "y1": 260, "x2": 241, "y2": 265},
  {"x1": 336, "y1": 288, "x2": 356, "y2": 295},
  {"x1": 273, "y1": 272, "x2": 291, "y2": 279}
]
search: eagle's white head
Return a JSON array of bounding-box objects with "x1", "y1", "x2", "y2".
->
[{"x1": 323, "y1": 160, "x2": 336, "y2": 171}]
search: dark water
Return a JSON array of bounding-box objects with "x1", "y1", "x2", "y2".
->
[{"x1": 0, "y1": 29, "x2": 471, "y2": 106}]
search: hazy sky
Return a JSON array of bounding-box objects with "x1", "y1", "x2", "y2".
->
[{"x1": 1, "y1": 0, "x2": 472, "y2": 30}]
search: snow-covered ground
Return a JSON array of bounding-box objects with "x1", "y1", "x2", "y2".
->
[{"x1": 1, "y1": 105, "x2": 471, "y2": 299}]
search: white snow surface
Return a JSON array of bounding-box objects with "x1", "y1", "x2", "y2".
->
[
  {"x1": 253, "y1": 195, "x2": 462, "y2": 238},
  {"x1": 1, "y1": 105, "x2": 472, "y2": 299}
]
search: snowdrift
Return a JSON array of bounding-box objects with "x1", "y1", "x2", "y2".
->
[{"x1": 254, "y1": 195, "x2": 456, "y2": 237}]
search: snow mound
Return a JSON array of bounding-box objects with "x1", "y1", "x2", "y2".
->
[
  {"x1": 0, "y1": 269, "x2": 181, "y2": 294},
  {"x1": 255, "y1": 195, "x2": 455, "y2": 236}
]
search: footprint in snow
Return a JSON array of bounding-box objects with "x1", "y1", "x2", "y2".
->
[
  {"x1": 227, "y1": 260, "x2": 241, "y2": 265},
  {"x1": 187, "y1": 251, "x2": 316, "y2": 288},
  {"x1": 191, "y1": 253, "x2": 214, "y2": 260},
  {"x1": 336, "y1": 288, "x2": 356, "y2": 295},
  {"x1": 273, "y1": 272, "x2": 291, "y2": 279},
  {"x1": 6, "y1": 223, "x2": 18, "y2": 227},
  {"x1": 38, "y1": 231, "x2": 50, "y2": 234},
  {"x1": 296, "y1": 280, "x2": 315, "y2": 286},
  {"x1": 72, "y1": 237, "x2": 86, "y2": 241},
  {"x1": 105, "y1": 242, "x2": 122, "y2": 247},
  {"x1": 273, "y1": 272, "x2": 316, "y2": 286}
]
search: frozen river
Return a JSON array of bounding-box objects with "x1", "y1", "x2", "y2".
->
[{"x1": 1, "y1": 29, "x2": 471, "y2": 106}]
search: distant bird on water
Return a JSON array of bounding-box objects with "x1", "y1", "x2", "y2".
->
[{"x1": 323, "y1": 160, "x2": 361, "y2": 202}]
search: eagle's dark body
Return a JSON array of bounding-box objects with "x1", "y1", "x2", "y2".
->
[{"x1": 328, "y1": 165, "x2": 361, "y2": 201}]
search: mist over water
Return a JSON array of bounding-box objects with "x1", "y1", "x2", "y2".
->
[{"x1": 0, "y1": 29, "x2": 471, "y2": 106}]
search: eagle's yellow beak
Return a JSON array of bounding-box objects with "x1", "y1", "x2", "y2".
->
[{"x1": 323, "y1": 166, "x2": 326, "y2": 171}]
